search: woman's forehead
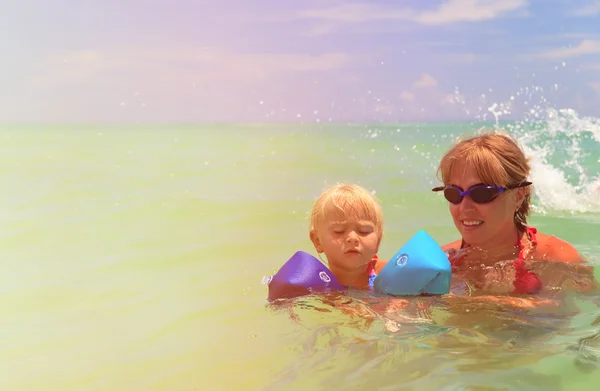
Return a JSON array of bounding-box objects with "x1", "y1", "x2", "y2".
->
[{"x1": 448, "y1": 161, "x2": 482, "y2": 186}]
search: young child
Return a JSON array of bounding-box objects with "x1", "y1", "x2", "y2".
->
[
  {"x1": 270, "y1": 183, "x2": 431, "y2": 329},
  {"x1": 308, "y1": 183, "x2": 388, "y2": 290},
  {"x1": 306, "y1": 184, "x2": 433, "y2": 326}
]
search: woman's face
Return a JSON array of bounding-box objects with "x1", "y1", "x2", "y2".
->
[{"x1": 447, "y1": 161, "x2": 525, "y2": 248}]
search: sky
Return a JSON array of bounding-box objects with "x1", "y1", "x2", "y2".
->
[{"x1": 2, "y1": 0, "x2": 600, "y2": 123}]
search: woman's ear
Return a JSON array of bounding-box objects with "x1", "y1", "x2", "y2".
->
[
  {"x1": 310, "y1": 230, "x2": 323, "y2": 253},
  {"x1": 515, "y1": 187, "x2": 527, "y2": 210}
]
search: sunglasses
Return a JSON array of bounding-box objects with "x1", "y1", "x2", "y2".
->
[{"x1": 431, "y1": 182, "x2": 532, "y2": 204}]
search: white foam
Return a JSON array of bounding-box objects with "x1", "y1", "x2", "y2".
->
[{"x1": 508, "y1": 109, "x2": 600, "y2": 214}]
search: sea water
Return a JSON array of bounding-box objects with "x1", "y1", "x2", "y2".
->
[{"x1": 0, "y1": 111, "x2": 599, "y2": 390}]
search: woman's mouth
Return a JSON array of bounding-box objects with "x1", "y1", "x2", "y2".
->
[{"x1": 462, "y1": 220, "x2": 483, "y2": 230}]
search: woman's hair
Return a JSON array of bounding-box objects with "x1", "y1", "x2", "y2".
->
[
  {"x1": 309, "y1": 183, "x2": 384, "y2": 239},
  {"x1": 436, "y1": 132, "x2": 532, "y2": 228}
]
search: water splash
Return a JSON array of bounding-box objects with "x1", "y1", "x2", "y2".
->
[{"x1": 506, "y1": 109, "x2": 600, "y2": 214}]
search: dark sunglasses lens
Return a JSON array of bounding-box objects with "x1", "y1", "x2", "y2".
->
[
  {"x1": 443, "y1": 188, "x2": 462, "y2": 204},
  {"x1": 470, "y1": 187, "x2": 500, "y2": 203}
]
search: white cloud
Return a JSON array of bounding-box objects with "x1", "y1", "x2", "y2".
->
[
  {"x1": 298, "y1": 3, "x2": 415, "y2": 23},
  {"x1": 583, "y1": 62, "x2": 600, "y2": 70},
  {"x1": 399, "y1": 90, "x2": 415, "y2": 101},
  {"x1": 441, "y1": 92, "x2": 467, "y2": 106},
  {"x1": 43, "y1": 48, "x2": 351, "y2": 87},
  {"x1": 297, "y1": 0, "x2": 528, "y2": 29},
  {"x1": 571, "y1": 1, "x2": 600, "y2": 16},
  {"x1": 416, "y1": 0, "x2": 528, "y2": 25},
  {"x1": 391, "y1": 82, "x2": 475, "y2": 121},
  {"x1": 413, "y1": 73, "x2": 438, "y2": 88},
  {"x1": 531, "y1": 40, "x2": 600, "y2": 60},
  {"x1": 533, "y1": 33, "x2": 600, "y2": 41}
]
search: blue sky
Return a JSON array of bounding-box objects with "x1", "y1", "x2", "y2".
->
[{"x1": 2, "y1": 0, "x2": 600, "y2": 122}]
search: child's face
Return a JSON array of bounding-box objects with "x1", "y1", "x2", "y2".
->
[{"x1": 311, "y1": 203, "x2": 380, "y2": 272}]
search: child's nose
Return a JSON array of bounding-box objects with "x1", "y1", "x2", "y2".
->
[{"x1": 346, "y1": 231, "x2": 359, "y2": 242}]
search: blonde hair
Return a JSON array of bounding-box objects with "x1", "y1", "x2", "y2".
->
[
  {"x1": 436, "y1": 132, "x2": 532, "y2": 228},
  {"x1": 309, "y1": 183, "x2": 384, "y2": 239}
]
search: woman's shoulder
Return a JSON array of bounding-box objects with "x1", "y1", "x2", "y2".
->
[{"x1": 532, "y1": 231, "x2": 585, "y2": 264}]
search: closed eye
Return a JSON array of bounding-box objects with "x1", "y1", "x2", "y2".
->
[
  {"x1": 359, "y1": 225, "x2": 375, "y2": 234},
  {"x1": 331, "y1": 225, "x2": 346, "y2": 233}
]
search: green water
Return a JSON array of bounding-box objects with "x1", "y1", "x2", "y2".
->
[{"x1": 1, "y1": 123, "x2": 599, "y2": 390}]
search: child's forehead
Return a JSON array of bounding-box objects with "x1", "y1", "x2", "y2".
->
[{"x1": 320, "y1": 201, "x2": 374, "y2": 222}]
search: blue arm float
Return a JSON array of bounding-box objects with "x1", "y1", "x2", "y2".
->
[
  {"x1": 267, "y1": 250, "x2": 344, "y2": 301},
  {"x1": 374, "y1": 230, "x2": 451, "y2": 296}
]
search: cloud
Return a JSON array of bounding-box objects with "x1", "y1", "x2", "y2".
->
[
  {"x1": 571, "y1": 1, "x2": 600, "y2": 16},
  {"x1": 531, "y1": 40, "x2": 600, "y2": 60},
  {"x1": 533, "y1": 33, "x2": 600, "y2": 42},
  {"x1": 43, "y1": 48, "x2": 351, "y2": 87},
  {"x1": 297, "y1": 0, "x2": 528, "y2": 31},
  {"x1": 416, "y1": 0, "x2": 528, "y2": 25},
  {"x1": 413, "y1": 73, "x2": 438, "y2": 88},
  {"x1": 399, "y1": 91, "x2": 415, "y2": 102},
  {"x1": 297, "y1": 3, "x2": 415, "y2": 23},
  {"x1": 18, "y1": 47, "x2": 359, "y2": 122},
  {"x1": 591, "y1": 82, "x2": 600, "y2": 95},
  {"x1": 583, "y1": 63, "x2": 600, "y2": 70}
]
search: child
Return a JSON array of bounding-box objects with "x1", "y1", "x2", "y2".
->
[
  {"x1": 271, "y1": 183, "x2": 431, "y2": 329},
  {"x1": 308, "y1": 183, "x2": 388, "y2": 290}
]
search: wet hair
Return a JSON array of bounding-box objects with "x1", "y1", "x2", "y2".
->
[
  {"x1": 436, "y1": 132, "x2": 532, "y2": 228},
  {"x1": 309, "y1": 183, "x2": 384, "y2": 239}
]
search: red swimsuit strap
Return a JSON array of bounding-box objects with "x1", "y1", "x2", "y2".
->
[
  {"x1": 513, "y1": 226, "x2": 542, "y2": 294},
  {"x1": 515, "y1": 226, "x2": 537, "y2": 266}
]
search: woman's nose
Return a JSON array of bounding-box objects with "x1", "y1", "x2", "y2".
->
[{"x1": 459, "y1": 196, "x2": 476, "y2": 211}]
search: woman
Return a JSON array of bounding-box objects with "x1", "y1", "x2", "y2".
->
[{"x1": 432, "y1": 132, "x2": 589, "y2": 297}]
